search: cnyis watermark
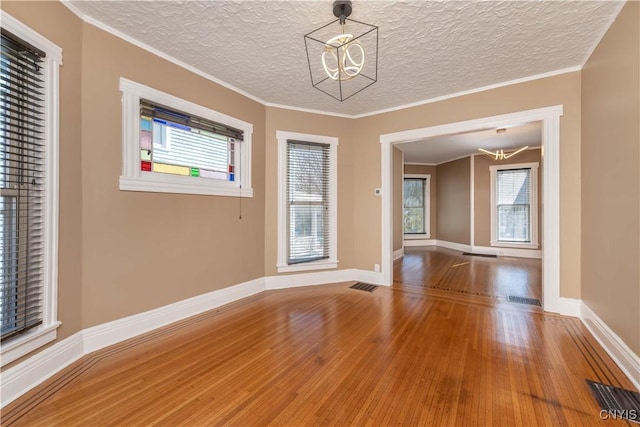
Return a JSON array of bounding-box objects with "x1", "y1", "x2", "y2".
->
[{"x1": 599, "y1": 409, "x2": 638, "y2": 421}]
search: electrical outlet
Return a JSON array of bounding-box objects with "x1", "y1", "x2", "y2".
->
[
  {"x1": 374, "y1": 188, "x2": 381, "y2": 196},
  {"x1": 374, "y1": 264, "x2": 380, "y2": 272}
]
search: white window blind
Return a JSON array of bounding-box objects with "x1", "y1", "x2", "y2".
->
[
  {"x1": 287, "y1": 141, "x2": 330, "y2": 264},
  {"x1": 0, "y1": 30, "x2": 46, "y2": 341},
  {"x1": 496, "y1": 168, "x2": 531, "y2": 243}
]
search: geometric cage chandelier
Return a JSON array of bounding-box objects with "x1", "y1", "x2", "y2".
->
[{"x1": 304, "y1": 0, "x2": 378, "y2": 101}]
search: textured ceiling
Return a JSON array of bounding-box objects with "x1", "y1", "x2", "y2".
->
[
  {"x1": 401, "y1": 122, "x2": 541, "y2": 164},
  {"x1": 66, "y1": 0, "x2": 624, "y2": 116}
]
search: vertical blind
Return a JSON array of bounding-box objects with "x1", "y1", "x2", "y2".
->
[
  {"x1": 287, "y1": 140, "x2": 330, "y2": 264},
  {"x1": 0, "y1": 30, "x2": 46, "y2": 341},
  {"x1": 496, "y1": 168, "x2": 531, "y2": 243}
]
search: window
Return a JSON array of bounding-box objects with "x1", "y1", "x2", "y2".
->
[
  {"x1": 119, "y1": 78, "x2": 253, "y2": 197},
  {"x1": 276, "y1": 131, "x2": 337, "y2": 273},
  {"x1": 403, "y1": 174, "x2": 430, "y2": 238},
  {"x1": 490, "y1": 162, "x2": 539, "y2": 248},
  {"x1": 0, "y1": 13, "x2": 62, "y2": 366}
]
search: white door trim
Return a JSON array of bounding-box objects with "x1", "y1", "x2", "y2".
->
[{"x1": 380, "y1": 105, "x2": 564, "y2": 313}]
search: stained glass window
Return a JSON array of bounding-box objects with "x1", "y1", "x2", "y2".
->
[{"x1": 139, "y1": 101, "x2": 242, "y2": 182}]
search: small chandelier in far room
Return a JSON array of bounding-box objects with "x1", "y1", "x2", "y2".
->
[{"x1": 304, "y1": 0, "x2": 378, "y2": 102}]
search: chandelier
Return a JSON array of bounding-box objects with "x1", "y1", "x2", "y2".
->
[
  {"x1": 478, "y1": 146, "x2": 529, "y2": 160},
  {"x1": 304, "y1": 0, "x2": 378, "y2": 101}
]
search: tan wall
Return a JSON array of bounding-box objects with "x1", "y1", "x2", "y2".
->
[
  {"x1": 79, "y1": 24, "x2": 266, "y2": 328},
  {"x1": 393, "y1": 148, "x2": 403, "y2": 251},
  {"x1": 404, "y1": 164, "x2": 437, "y2": 239},
  {"x1": 581, "y1": 2, "x2": 640, "y2": 355},
  {"x1": 474, "y1": 149, "x2": 542, "y2": 247},
  {"x1": 264, "y1": 107, "x2": 354, "y2": 276},
  {"x1": 435, "y1": 158, "x2": 471, "y2": 244},
  {"x1": 1, "y1": 1, "x2": 84, "y2": 367},
  {"x1": 352, "y1": 71, "x2": 582, "y2": 298}
]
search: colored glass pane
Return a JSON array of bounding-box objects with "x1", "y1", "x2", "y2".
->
[
  {"x1": 190, "y1": 168, "x2": 200, "y2": 177},
  {"x1": 140, "y1": 130, "x2": 152, "y2": 149},
  {"x1": 141, "y1": 161, "x2": 152, "y2": 171},
  {"x1": 140, "y1": 118, "x2": 153, "y2": 131},
  {"x1": 229, "y1": 173, "x2": 235, "y2": 182},
  {"x1": 200, "y1": 169, "x2": 227, "y2": 180},
  {"x1": 153, "y1": 163, "x2": 190, "y2": 176},
  {"x1": 140, "y1": 149, "x2": 151, "y2": 161}
]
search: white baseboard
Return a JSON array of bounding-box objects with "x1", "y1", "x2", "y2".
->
[
  {"x1": 473, "y1": 245, "x2": 542, "y2": 259},
  {"x1": 404, "y1": 239, "x2": 436, "y2": 247},
  {"x1": 1, "y1": 277, "x2": 264, "y2": 408},
  {"x1": 1, "y1": 331, "x2": 84, "y2": 407},
  {"x1": 393, "y1": 248, "x2": 404, "y2": 260},
  {"x1": 434, "y1": 240, "x2": 471, "y2": 252},
  {"x1": 403, "y1": 240, "x2": 541, "y2": 260},
  {"x1": 555, "y1": 297, "x2": 582, "y2": 317},
  {"x1": 1, "y1": 269, "x2": 386, "y2": 407},
  {"x1": 82, "y1": 277, "x2": 265, "y2": 354},
  {"x1": 580, "y1": 302, "x2": 640, "y2": 391}
]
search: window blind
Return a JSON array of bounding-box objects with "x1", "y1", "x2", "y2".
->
[
  {"x1": 496, "y1": 168, "x2": 531, "y2": 243},
  {"x1": 140, "y1": 100, "x2": 244, "y2": 141},
  {"x1": 287, "y1": 140, "x2": 330, "y2": 264},
  {"x1": 0, "y1": 30, "x2": 46, "y2": 341}
]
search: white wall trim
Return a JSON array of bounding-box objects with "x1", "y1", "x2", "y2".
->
[
  {"x1": 404, "y1": 239, "x2": 437, "y2": 247},
  {"x1": 393, "y1": 248, "x2": 404, "y2": 260},
  {"x1": 275, "y1": 131, "x2": 339, "y2": 273},
  {"x1": 61, "y1": 1, "x2": 580, "y2": 121},
  {"x1": 81, "y1": 277, "x2": 265, "y2": 354},
  {"x1": 1, "y1": 332, "x2": 84, "y2": 408},
  {"x1": 1, "y1": 268, "x2": 385, "y2": 407},
  {"x1": 381, "y1": 105, "x2": 563, "y2": 314},
  {"x1": 0, "y1": 11, "x2": 62, "y2": 367},
  {"x1": 473, "y1": 245, "x2": 542, "y2": 259},
  {"x1": 556, "y1": 297, "x2": 582, "y2": 318},
  {"x1": 581, "y1": 302, "x2": 640, "y2": 391}
]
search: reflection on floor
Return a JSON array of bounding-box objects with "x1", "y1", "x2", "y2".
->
[{"x1": 394, "y1": 246, "x2": 541, "y2": 301}]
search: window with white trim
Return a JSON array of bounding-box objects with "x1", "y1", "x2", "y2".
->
[
  {"x1": 119, "y1": 78, "x2": 253, "y2": 197},
  {"x1": 403, "y1": 174, "x2": 430, "y2": 238},
  {"x1": 276, "y1": 131, "x2": 338, "y2": 273},
  {"x1": 0, "y1": 13, "x2": 62, "y2": 366},
  {"x1": 490, "y1": 162, "x2": 539, "y2": 248}
]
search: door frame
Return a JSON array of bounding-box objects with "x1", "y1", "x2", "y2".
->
[{"x1": 380, "y1": 105, "x2": 563, "y2": 313}]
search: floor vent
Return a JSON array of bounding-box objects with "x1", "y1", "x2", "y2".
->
[
  {"x1": 350, "y1": 282, "x2": 378, "y2": 293},
  {"x1": 507, "y1": 295, "x2": 542, "y2": 306},
  {"x1": 587, "y1": 380, "x2": 640, "y2": 423},
  {"x1": 462, "y1": 252, "x2": 497, "y2": 258}
]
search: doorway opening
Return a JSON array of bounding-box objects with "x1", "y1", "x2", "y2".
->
[{"x1": 380, "y1": 106, "x2": 563, "y2": 313}]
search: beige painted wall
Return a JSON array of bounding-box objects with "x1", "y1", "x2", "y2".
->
[
  {"x1": 435, "y1": 158, "x2": 471, "y2": 244},
  {"x1": 581, "y1": 2, "x2": 640, "y2": 355},
  {"x1": 264, "y1": 107, "x2": 355, "y2": 276},
  {"x1": 1, "y1": 1, "x2": 84, "y2": 367},
  {"x1": 79, "y1": 23, "x2": 266, "y2": 328},
  {"x1": 352, "y1": 71, "x2": 582, "y2": 298},
  {"x1": 404, "y1": 164, "x2": 437, "y2": 240},
  {"x1": 393, "y1": 148, "x2": 403, "y2": 251},
  {"x1": 474, "y1": 149, "x2": 543, "y2": 248}
]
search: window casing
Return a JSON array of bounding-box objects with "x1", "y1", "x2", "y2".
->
[
  {"x1": 403, "y1": 174, "x2": 430, "y2": 238},
  {"x1": 490, "y1": 162, "x2": 539, "y2": 248},
  {"x1": 277, "y1": 131, "x2": 338, "y2": 273},
  {"x1": 119, "y1": 78, "x2": 253, "y2": 197},
  {"x1": 0, "y1": 12, "x2": 62, "y2": 366}
]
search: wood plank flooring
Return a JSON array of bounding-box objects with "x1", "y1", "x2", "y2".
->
[
  {"x1": 395, "y1": 247, "x2": 541, "y2": 301},
  {"x1": 2, "y1": 251, "x2": 635, "y2": 425}
]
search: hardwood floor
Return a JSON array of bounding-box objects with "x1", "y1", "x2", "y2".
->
[
  {"x1": 395, "y1": 247, "x2": 542, "y2": 301},
  {"x1": 2, "y1": 277, "x2": 634, "y2": 425}
]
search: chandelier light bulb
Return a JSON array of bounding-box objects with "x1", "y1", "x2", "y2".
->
[{"x1": 322, "y1": 33, "x2": 365, "y2": 81}]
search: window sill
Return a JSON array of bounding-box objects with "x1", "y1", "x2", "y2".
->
[
  {"x1": 1, "y1": 322, "x2": 61, "y2": 367},
  {"x1": 404, "y1": 234, "x2": 431, "y2": 240},
  {"x1": 276, "y1": 259, "x2": 338, "y2": 273},
  {"x1": 490, "y1": 241, "x2": 539, "y2": 249},
  {"x1": 119, "y1": 175, "x2": 254, "y2": 198}
]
